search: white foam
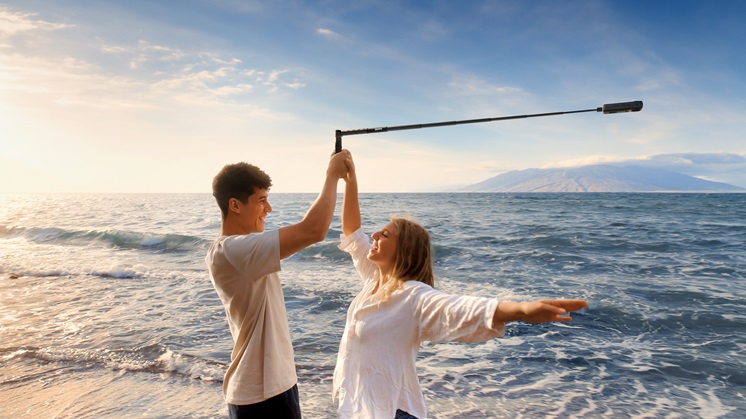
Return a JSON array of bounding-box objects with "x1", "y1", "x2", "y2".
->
[
  {"x1": 690, "y1": 383, "x2": 736, "y2": 418},
  {"x1": 157, "y1": 348, "x2": 225, "y2": 382},
  {"x1": 140, "y1": 235, "x2": 165, "y2": 246}
]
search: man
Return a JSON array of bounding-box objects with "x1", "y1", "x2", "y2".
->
[{"x1": 206, "y1": 151, "x2": 351, "y2": 418}]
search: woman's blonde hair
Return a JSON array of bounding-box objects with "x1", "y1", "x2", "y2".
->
[{"x1": 375, "y1": 216, "x2": 434, "y2": 302}]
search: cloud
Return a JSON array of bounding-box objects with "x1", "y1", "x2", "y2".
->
[
  {"x1": 446, "y1": 74, "x2": 524, "y2": 96},
  {"x1": 545, "y1": 152, "x2": 746, "y2": 188},
  {"x1": 317, "y1": 28, "x2": 339, "y2": 38},
  {"x1": 2, "y1": 28, "x2": 306, "y2": 111},
  {"x1": 634, "y1": 153, "x2": 746, "y2": 176},
  {"x1": 543, "y1": 155, "x2": 631, "y2": 168},
  {"x1": 101, "y1": 40, "x2": 189, "y2": 69},
  {"x1": 0, "y1": 7, "x2": 72, "y2": 37},
  {"x1": 1, "y1": 6, "x2": 307, "y2": 109},
  {"x1": 635, "y1": 66, "x2": 684, "y2": 92},
  {"x1": 106, "y1": 43, "x2": 307, "y2": 100},
  {"x1": 416, "y1": 18, "x2": 449, "y2": 42}
]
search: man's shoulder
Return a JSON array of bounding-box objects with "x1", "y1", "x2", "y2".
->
[{"x1": 221, "y1": 230, "x2": 280, "y2": 246}]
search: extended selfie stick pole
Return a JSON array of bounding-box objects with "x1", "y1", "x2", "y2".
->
[{"x1": 334, "y1": 100, "x2": 643, "y2": 153}]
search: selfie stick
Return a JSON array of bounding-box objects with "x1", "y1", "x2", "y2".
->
[{"x1": 334, "y1": 100, "x2": 643, "y2": 153}]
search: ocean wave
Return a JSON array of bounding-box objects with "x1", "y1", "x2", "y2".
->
[
  {"x1": 0, "y1": 343, "x2": 225, "y2": 384},
  {"x1": 1, "y1": 225, "x2": 208, "y2": 253},
  {"x1": 291, "y1": 241, "x2": 349, "y2": 262},
  {"x1": 0, "y1": 262, "x2": 152, "y2": 280}
]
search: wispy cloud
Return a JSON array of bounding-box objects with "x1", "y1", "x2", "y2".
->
[
  {"x1": 543, "y1": 155, "x2": 632, "y2": 168},
  {"x1": 415, "y1": 18, "x2": 449, "y2": 42},
  {"x1": 636, "y1": 153, "x2": 746, "y2": 174},
  {"x1": 99, "y1": 39, "x2": 307, "y2": 97},
  {"x1": 101, "y1": 40, "x2": 189, "y2": 69},
  {"x1": 316, "y1": 28, "x2": 339, "y2": 38},
  {"x1": 0, "y1": 6, "x2": 72, "y2": 37},
  {"x1": 446, "y1": 74, "x2": 524, "y2": 96},
  {"x1": 2, "y1": 13, "x2": 306, "y2": 111},
  {"x1": 542, "y1": 152, "x2": 746, "y2": 187}
]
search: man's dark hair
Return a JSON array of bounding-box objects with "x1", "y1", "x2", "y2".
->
[{"x1": 212, "y1": 162, "x2": 272, "y2": 219}]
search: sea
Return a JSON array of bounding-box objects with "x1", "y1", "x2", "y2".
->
[{"x1": 1, "y1": 192, "x2": 744, "y2": 418}]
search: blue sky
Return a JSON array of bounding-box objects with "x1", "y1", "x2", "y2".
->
[{"x1": 1, "y1": 0, "x2": 745, "y2": 192}]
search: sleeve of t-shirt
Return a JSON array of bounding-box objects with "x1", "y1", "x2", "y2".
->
[
  {"x1": 409, "y1": 282, "x2": 505, "y2": 344},
  {"x1": 222, "y1": 230, "x2": 281, "y2": 281},
  {"x1": 339, "y1": 228, "x2": 378, "y2": 286}
]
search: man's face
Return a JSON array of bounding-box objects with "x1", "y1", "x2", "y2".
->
[{"x1": 234, "y1": 188, "x2": 272, "y2": 233}]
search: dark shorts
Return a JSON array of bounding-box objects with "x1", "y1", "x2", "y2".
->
[
  {"x1": 395, "y1": 409, "x2": 418, "y2": 419},
  {"x1": 228, "y1": 384, "x2": 301, "y2": 419}
]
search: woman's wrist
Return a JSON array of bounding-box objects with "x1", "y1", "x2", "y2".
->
[{"x1": 494, "y1": 301, "x2": 519, "y2": 323}]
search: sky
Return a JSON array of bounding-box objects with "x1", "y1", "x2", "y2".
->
[{"x1": 1, "y1": 0, "x2": 745, "y2": 193}]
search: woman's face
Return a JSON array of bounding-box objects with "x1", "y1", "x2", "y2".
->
[{"x1": 368, "y1": 221, "x2": 398, "y2": 273}]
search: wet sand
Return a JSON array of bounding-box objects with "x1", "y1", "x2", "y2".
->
[{"x1": 0, "y1": 360, "x2": 225, "y2": 418}]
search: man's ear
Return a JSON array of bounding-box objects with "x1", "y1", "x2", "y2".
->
[{"x1": 229, "y1": 198, "x2": 240, "y2": 213}]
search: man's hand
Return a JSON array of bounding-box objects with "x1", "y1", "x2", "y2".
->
[{"x1": 328, "y1": 149, "x2": 351, "y2": 180}]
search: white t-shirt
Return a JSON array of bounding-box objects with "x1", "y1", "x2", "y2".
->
[
  {"x1": 333, "y1": 229, "x2": 505, "y2": 419},
  {"x1": 205, "y1": 230, "x2": 297, "y2": 405}
]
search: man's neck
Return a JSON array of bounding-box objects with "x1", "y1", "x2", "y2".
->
[{"x1": 220, "y1": 218, "x2": 256, "y2": 236}]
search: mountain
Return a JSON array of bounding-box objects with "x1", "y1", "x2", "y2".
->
[{"x1": 457, "y1": 164, "x2": 745, "y2": 192}]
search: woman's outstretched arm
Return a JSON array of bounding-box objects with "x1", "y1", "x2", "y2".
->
[
  {"x1": 341, "y1": 151, "x2": 361, "y2": 236},
  {"x1": 493, "y1": 299, "x2": 588, "y2": 324}
]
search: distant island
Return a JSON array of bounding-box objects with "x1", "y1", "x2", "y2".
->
[{"x1": 456, "y1": 164, "x2": 745, "y2": 192}]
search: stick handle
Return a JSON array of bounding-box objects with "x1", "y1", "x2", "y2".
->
[{"x1": 335, "y1": 130, "x2": 342, "y2": 154}]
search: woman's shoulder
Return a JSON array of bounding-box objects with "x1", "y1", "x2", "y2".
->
[
  {"x1": 401, "y1": 280, "x2": 435, "y2": 292},
  {"x1": 338, "y1": 228, "x2": 370, "y2": 251}
]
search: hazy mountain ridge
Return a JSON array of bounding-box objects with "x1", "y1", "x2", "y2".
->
[{"x1": 458, "y1": 164, "x2": 745, "y2": 192}]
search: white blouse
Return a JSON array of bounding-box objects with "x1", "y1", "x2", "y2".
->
[{"x1": 333, "y1": 229, "x2": 505, "y2": 419}]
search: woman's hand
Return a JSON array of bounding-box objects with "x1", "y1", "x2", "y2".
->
[
  {"x1": 493, "y1": 299, "x2": 588, "y2": 324},
  {"x1": 343, "y1": 150, "x2": 356, "y2": 184}
]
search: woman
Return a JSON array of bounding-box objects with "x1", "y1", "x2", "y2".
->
[{"x1": 332, "y1": 155, "x2": 588, "y2": 419}]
